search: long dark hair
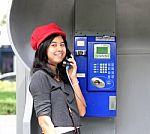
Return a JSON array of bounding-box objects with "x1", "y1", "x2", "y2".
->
[{"x1": 31, "y1": 34, "x2": 71, "y2": 84}]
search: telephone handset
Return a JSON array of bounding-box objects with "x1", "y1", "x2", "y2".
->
[
  {"x1": 62, "y1": 51, "x2": 71, "y2": 69},
  {"x1": 62, "y1": 49, "x2": 72, "y2": 69},
  {"x1": 62, "y1": 58, "x2": 71, "y2": 68}
]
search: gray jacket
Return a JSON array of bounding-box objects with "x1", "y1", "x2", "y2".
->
[{"x1": 29, "y1": 70, "x2": 80, "y2": 127}]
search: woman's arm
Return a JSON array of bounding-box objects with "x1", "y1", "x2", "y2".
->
[
  {"x1": 67, "y1": 55, "x2": 86, "y2": 117},
  {"x1": 38, "y1": 115, "x2": 56, "y2": 134},
  {"x1": 71, "y1": 77, "x2": 86, "y2": 117},
  {"x1": 29, "y1": 71, "x2": 57, "y2": 134}
]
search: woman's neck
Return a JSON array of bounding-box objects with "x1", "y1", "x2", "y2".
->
[
  {"x1": 47, "y1": 62, "x2": 60, "y2": 81},
  {"x1": 47, "y1": 61, "x2": 57, "y2": 72},
  {"x1": 49, "y1": 64, "x2": 57, "y2": 73},
  {"x1": 50, "y1": 65, "x2": 60, "y2": 81}
]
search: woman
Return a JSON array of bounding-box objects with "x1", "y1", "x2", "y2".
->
[{"x1": 29, "y1": 23, "x2": 86, "y2": 134}]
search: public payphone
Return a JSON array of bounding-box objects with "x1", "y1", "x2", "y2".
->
[{"x1": 74, "y1": 36, "x2": 116, "y2": 117}]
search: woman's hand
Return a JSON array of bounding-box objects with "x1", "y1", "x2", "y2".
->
[
  {"x1": 38, "y1": 116, "x2": 56, "y2": 134},
  {"x1": 67, "y1": 55, "x2": 78, "y2": 81},
  {"x1": 67, "y1": 55, "x2": 86, "y2": 116}
]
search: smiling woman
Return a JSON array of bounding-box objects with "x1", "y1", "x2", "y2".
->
[{"x1": 29, "y1": 23, "x2": 86, "y2": 134}]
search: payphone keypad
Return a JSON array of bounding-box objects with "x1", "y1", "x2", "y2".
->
[{"x1": 93, "y1": 62, "x2": 115, "y2": 79}]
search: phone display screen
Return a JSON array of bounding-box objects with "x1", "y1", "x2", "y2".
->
[
  {"x1": 94, "y1": 44, "x2": 110, "y2": 59},
  {"x1": 96, "y1": 47, "x2": 108, "y2": 54}
]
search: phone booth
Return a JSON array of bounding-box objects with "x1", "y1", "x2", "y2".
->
[{"x1": 8, "y1": 0, "x2": 117, "y2": 133}]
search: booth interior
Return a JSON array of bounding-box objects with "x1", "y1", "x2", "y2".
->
[{"x1": 9, "y1": 0, "x2": 150, "y2": 134}]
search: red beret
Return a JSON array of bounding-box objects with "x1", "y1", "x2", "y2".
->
[{"x1": 31, "y1": 23, "x2": 66, "y2": 50}]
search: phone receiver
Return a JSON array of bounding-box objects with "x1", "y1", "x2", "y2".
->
[
  {"x1": 63, "y1": 49, "x2": 72, "y2": 69},
  {"x1": 62, "y1": 59, "x2": 71, "y2": 69}
]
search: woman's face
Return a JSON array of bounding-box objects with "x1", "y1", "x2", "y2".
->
[{"x1": 47, "y1": 36, "x2": 66, "y2": 65}]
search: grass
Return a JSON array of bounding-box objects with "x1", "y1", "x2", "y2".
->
[{"x1": 0, "y1": 80, "x2": 16, "y2": 115}]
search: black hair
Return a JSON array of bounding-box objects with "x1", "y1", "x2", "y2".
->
[{"x1": 31, "y1": 34, "x2": 71, "y2": 84}]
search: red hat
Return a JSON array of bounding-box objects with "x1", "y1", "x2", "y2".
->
[{"x1": 31, "y1": 23, "x2": 66, "y2": 50}]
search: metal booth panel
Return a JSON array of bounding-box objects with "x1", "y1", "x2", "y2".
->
[
  {"x1": 75, "y1": 0, "x2": 116, "y2": 36},
  {"x1": 116, "y1": 0, "x2": 150, "y2": 134},
  {"x1": 117, "y1": 0, "x2": 150, "y2": 54},
  {"x1": 117, "y1": 55, "x2": 150, "y2": 134}
]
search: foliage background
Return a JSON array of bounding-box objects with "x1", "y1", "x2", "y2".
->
[{"x1": 0, "y1": 81, "x2": 16, "y2": 115}]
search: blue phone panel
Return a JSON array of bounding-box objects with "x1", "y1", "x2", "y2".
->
[{"x1": 74, "y1": 36, "x2": 116, "y2": 117}]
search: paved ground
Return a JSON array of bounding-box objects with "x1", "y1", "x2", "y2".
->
[{"x1": 0, "y1": 115, "x2": 16, "y2": 134}]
